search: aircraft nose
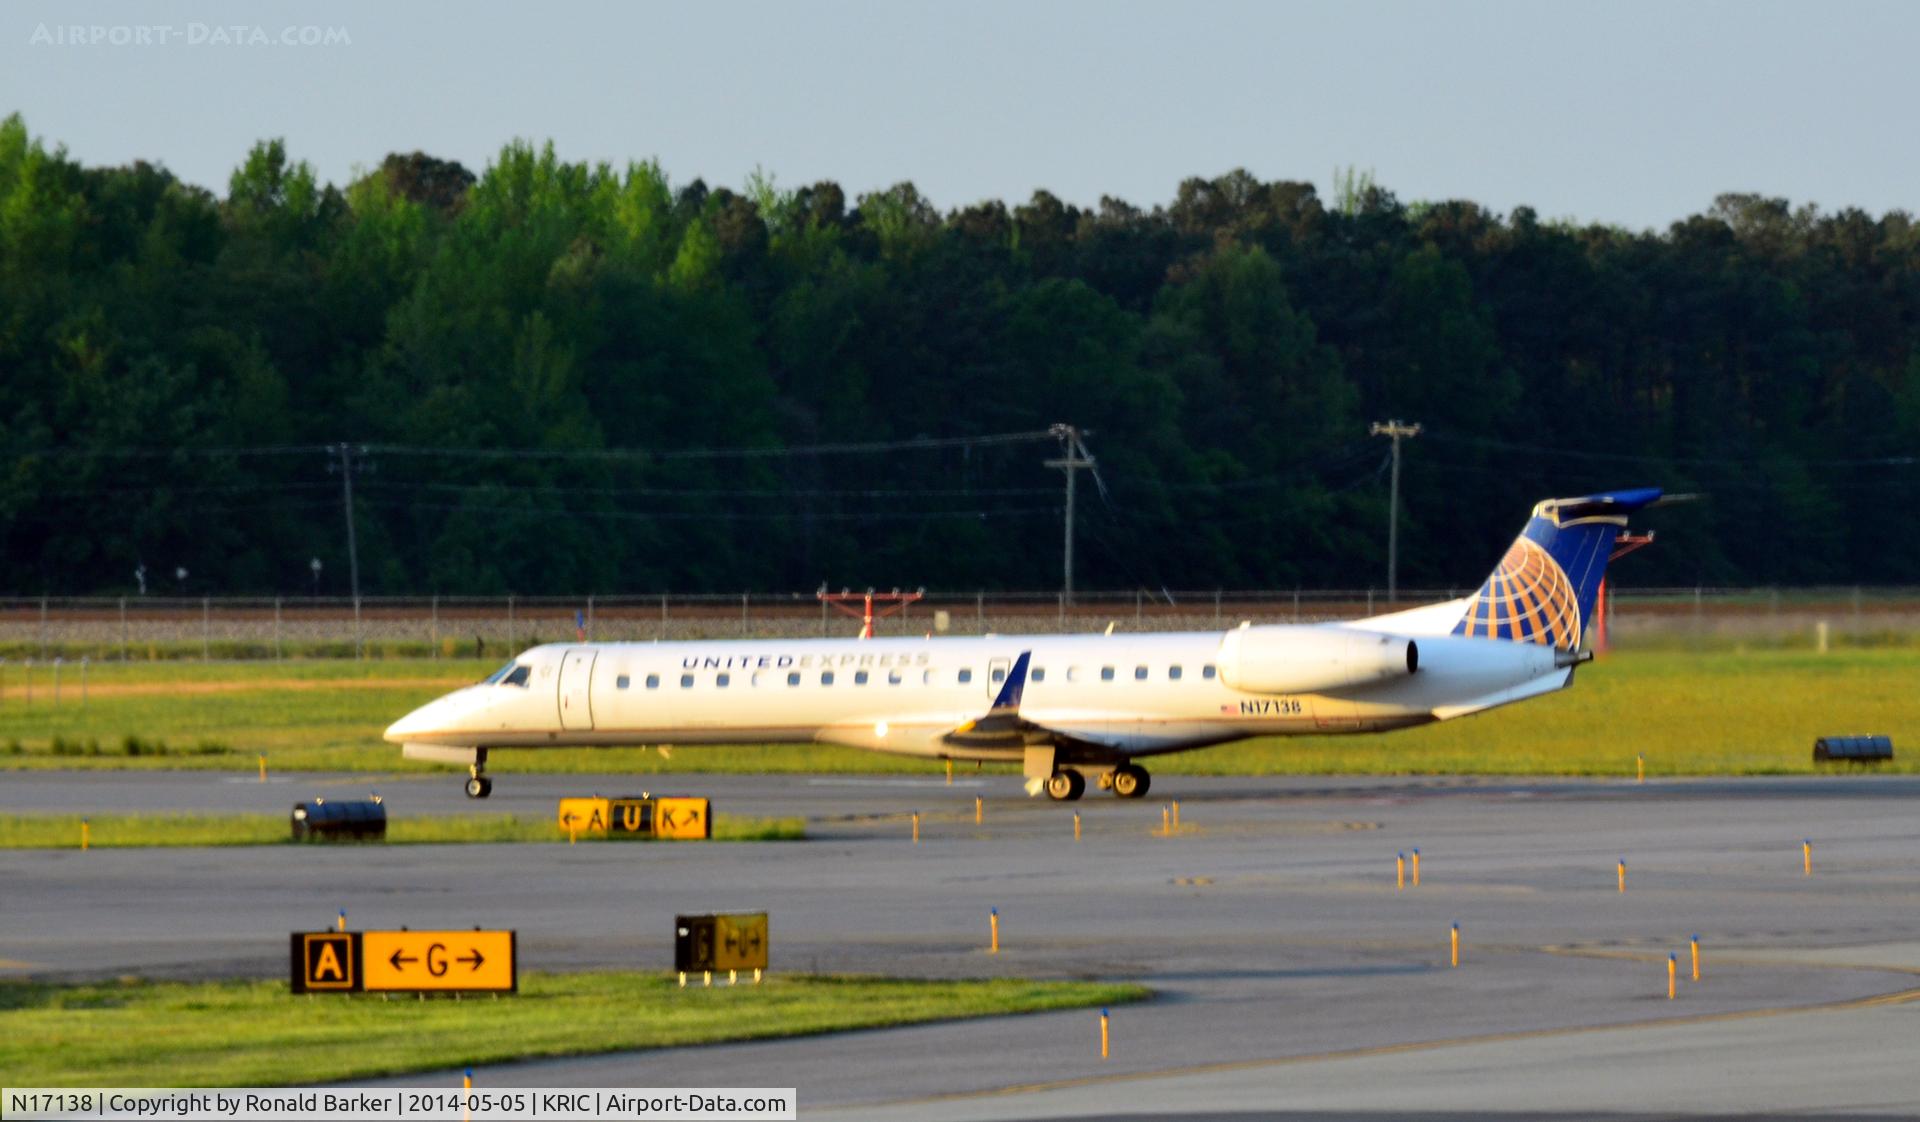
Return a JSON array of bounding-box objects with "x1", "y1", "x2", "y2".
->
[
  {"x1": 383, "y1": 706, "x2": 426, "y2": 744},
  {"x1": 384, "y1": 696, "x2": 450, "y2": 744},
  {"x1": 387, "y1": 687, "x2": 487, "y2": 743}
]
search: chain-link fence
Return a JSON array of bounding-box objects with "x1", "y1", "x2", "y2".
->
[{"x1": 0, "y1": 587, "x2": 1914, "y2": 661}]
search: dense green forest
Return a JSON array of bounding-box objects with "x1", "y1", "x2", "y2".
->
[{"x1": 1, "y1": 113, "x2": 1916, "y2": 595}]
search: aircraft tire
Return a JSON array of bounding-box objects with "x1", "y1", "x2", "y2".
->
[
  {"x1": 465, "y1": 776, "x2": 491, "y2": 799},
  {"x1": 1045, "y1": 772, "x2": 1084, "y2": 801},
  {"x1": 1111, "y1": 765, "x2": 1150, "y2": 799}
]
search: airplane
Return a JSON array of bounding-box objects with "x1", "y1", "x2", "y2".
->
[{"x1": 385, "y1": 488, "x2": 1660, "y2": 800}]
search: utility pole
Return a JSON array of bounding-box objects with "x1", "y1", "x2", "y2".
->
[
  {"x1": 1044, "y1": 424, "x2": 1099, "y2": 605},
  {"x1": 332, "y1": 443, "x2": 363, "y2": 657},
  {"x1": 1368, "y1": 420, "x2": 1422, "y2": 602}
]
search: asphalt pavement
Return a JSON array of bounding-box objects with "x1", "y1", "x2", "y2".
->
[{"x1": 6, "y1": 770, "x2": 1920, "y2": 1118}]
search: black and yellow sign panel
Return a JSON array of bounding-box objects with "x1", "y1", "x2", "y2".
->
[
  {"x1": 290, "y1": 930, "x2": 515, "y2": 994},
  {"x1": 675, "y1": 912, "x2": 768, "y2": 972},
  {"x1": 364, "y1": 930, "x2": 516, "y2": 992},
  {"x1": 655, "y1": 797, "x2": 710, "y2": 840},
  {"x1": 291, "y1": 932, "x2": 361, "y2": 993},
  {"x1": 557, "y1": 797, "x2": 610, "y2": 835},
  {"x1": 557, "y1": 796, "x2": 654, "y2": 836},
  {"x1": 714, "y1": 912, "x2": 768, "y2": 971},
  {"x1": 608, "y1": 798, "x2": 654, "y2": 835},
  {"x1": 556, "y1": 796, "x2": 708, "y2": 839}
]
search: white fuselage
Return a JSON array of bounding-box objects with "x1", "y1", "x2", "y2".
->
[{"x1": 384, "y1": 620, "x2": 1571, "y2": 765}]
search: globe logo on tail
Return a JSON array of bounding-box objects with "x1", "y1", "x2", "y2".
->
[{"x1": 1454, "y1": 537, "x2": 1582, "y2": 650}]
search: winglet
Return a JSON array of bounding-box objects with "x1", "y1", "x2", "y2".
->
[
  {"x1": 941, "y1": 651, "x2": 1036, "y2": 749},
  {"x1": 989, "y1": 651, "x2": 1031, "y2": 714}
]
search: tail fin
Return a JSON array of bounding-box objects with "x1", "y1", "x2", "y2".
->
[{"x1": 1452, "y1": 488, "x2": 1662, "y2": 650}]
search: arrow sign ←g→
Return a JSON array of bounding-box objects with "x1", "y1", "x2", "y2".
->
[{"x1": 360, "y1": 930, "x2": 515, "y2": 992}]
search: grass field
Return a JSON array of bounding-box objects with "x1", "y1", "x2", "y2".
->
[
  {"x1": 0, "y1": 972, "x2": 1147, "y2": 1086},
  {"x1": 0, "y1": 813, "x2": 805, "y2": 848},
  {"x1": 0, "y1": 650, "x2": 1913, "y2": 777}
]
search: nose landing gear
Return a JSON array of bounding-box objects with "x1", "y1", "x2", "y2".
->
[{"x1": 464, "y1": 757, "x2": 493, "y2": 799}]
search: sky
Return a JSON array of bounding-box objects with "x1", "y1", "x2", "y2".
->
[{"x1": 1, "y1": 0, "x2": 1914, "y2": 231}]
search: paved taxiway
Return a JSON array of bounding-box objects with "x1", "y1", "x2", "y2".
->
[{"x1": 7, "y1": 771, "x2": 1920, "y2": 1118}]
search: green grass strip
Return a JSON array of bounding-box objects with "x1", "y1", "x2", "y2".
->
[
  {"x1": 0, "y1": 813, "x2": 804, "y2": 848},
  {"x1": 0, "y1": 972, "x2": 1148, "y2": 1086}
]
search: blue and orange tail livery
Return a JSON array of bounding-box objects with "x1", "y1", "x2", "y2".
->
[{"x1": 1452, "y1": 488, "x2": 1662, "y2": 650}]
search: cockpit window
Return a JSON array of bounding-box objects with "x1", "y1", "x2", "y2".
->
[
  {"x1": 501, "y1": 665, "x2": 531, "y2": 688},
  {"x1": 482, "y1": 661, "x2": 516, "y2": 685}
]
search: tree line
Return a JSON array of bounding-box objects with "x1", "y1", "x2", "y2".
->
[{"x1": 1, "y1": 113, "x2": 1916, "y2": 596}]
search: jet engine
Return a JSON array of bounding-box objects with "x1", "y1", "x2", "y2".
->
[{"x1": 1216, "y1": 624, "x2": 1418, "y2": 695}]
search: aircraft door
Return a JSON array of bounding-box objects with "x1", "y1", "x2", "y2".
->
[
  {"x1": 559, "y1": 650, "x2": 597, "y2": 731},
  {"x1": 986, "y1": 656, "x2": 1011, "y2": 700}
]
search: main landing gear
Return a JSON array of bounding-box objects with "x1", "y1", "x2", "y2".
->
[
  {"x1": 1043, "y1": 763, "x2": 1151, "y2": 801},
  {"x1": 1110, "y1": 763, "x2": 1150, "y2": 799}
]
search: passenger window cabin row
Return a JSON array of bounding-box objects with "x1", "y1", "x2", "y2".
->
[{"x1": 609, "y1": 664, "x2": 1218, "y2": 690}]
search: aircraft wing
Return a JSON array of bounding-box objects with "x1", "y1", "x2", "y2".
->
[
  {"x1": 817, "y1": 650, "x2": 1140, "y2": 754},
  {"x1": 940, "y1": 651, "x2": 1054, "y2": 750}
]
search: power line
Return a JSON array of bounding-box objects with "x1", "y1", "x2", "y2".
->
[
  {"x1": 1423, "y1": 431, "x2": 1918, "y2": 468},
  {"x1": 0, "y1": 430, "x2": 1065, "y2": 465},
  {"x1": 360, "y1": 430, "x2": 1061, "y2": 462},
  {"x1": 356, "y1": 480, "x2": 1063, "y2": 500},
  {"x1": 0, "y1": 445, "x2": 329, "y2": 461},
  {"x1": 7, "y1": 482, "x2": 341, "y2": 499},
  {"x1": 354, "y1": 499, "x2": 1062, "y2": 523},
  {"x1": 9, "y1": 430, "x2": 1913, "y2": 469}
]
